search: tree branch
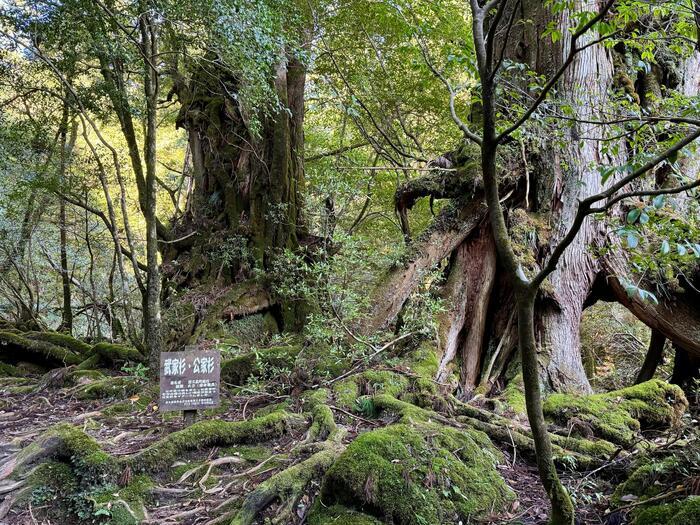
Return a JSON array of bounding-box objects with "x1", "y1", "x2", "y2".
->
[{"x1": 531, "y1": 126, "x2": 700, "y2": 289}]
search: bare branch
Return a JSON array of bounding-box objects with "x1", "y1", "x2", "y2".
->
[{"x1": 417, "y1": 42, "x2": 482, "y2": 144}]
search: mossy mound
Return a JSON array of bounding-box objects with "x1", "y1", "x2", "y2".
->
[
  {"x1": 130, "y1": 410, "x2": 304, "y2": 471},
  {"x1": 543, "y1": 379, "x2": 687, "y2": 446},
  {"x1": 10, "y1": 422, "x2": 117, "y2": 483},
  {"x1": 632, "y1": 497, "x2": 700, "y2": 525},
  {"x1": 318, "y1": 422, "x2": 514, "y2": 524},
  {"x1": 220, "y1": 344, "x2": 301, "y2": 385},
  {"x1": 26, "y1": 461, "x2": 152, "y2": 525},
  {"x1": 25, "y1": 461, "x2": 80, "y2": 522},
  {"x1": 25, "y1": 331, "x2": 93, "y2": 355},
  {"x1": 308, "y1": 503, "x2": 383, "y2": 525},
  {"x1": 74, "y1": 376, "x2": 143, "y2": 400},
  {"x1": 91, "y1": 342, "x2": 145, "y2": 365},
  {"x1": 0, "y1": 330, "x2": 83, "y2": 367},
  {"x1": 611, "y1": 455, "x2": 691, "y2": 507}
]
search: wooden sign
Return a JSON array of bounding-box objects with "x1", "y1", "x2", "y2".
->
[{"x1": 159, "y1": 348, "x2": 221, "y2": 412}]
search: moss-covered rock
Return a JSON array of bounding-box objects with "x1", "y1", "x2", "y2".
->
[
  {"x1": 319, "y1": 421, "x2": 514, "y2": 524},
  {"x1": 611, "y1": 456, "x2": 681, "y2": 506},
  {"x1": 543, "y1": 379, "x2": 687, "y2": 446},
  {"x1": 633, "y1": 497, "x2": 700, "y2": 525}
]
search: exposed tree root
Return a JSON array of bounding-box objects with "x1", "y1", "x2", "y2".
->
[
  {"x1": 0, "y1": 327, "x2": 145, "y2": 373},
  {"x1": 366, "y1": 199, "x2": 487, "y2": 333},
  {"x1": 232, "y1": 443, "x2": 343, "y2": 525},
  {"x1": 0, "y1": 331, "x2": 84, "y2": 368}
]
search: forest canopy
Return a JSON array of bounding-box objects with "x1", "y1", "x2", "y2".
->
[{"x1": 0, "y1": 1, "x2": 700, "y2": 524}]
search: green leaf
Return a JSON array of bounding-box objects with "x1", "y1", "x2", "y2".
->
[
  {"x1": 639, "y1": 211, "x2": 649, "y2": 224},
  {"x1": 627, "y1": 208, "x2": 641, "y2": 224},
  {"x1": 661, "y1": 240, "x2": 670, "y2": 254},
  {"x1": 652, "y1": 195, "x2": 665, "y2": 209},
  {"x1": 627, "y1": 232, "x2": 639, "y2": 248}
]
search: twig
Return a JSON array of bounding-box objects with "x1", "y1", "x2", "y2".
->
[{"x1": 328, "y1": 405, "x2": 376, "y2": 425}]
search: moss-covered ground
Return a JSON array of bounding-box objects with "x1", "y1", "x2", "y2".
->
[{"x1": 0, "y1": 328, "x2": 696, "y2": 525}]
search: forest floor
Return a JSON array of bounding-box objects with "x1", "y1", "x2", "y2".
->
[{"x1": 0, "y1": 371, "x2": 637, "y2": 525}]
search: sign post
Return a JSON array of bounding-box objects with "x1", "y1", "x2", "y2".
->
[{"x1": 159, "y1": 348, "x2": 221, "y2": 425}]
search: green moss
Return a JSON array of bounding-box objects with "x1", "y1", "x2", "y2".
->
[
  {"x1": 93, "y1": 477, "x2": 153, "y2": 525},
  {"x1": 101, "y1": 386, "x2": 155, "y2": 416},
  {"x1": 91, "y1": 342, "x2": 145, "y2": 364},
  {"x1": 293, "y1": 343, "x2": 353, "y2": 381},
  {"x1": 405, "y1": 341, "x2": 439, "y2": 378},
  {"x1": 254, "y1": 400, "x2": 292, "y2": 416},
  {"x1": 75, "y1": 354, "x2": 101, "y2": 370},
  {"x1": 302, "y1": 387, "x2": 330, "y2": 409},
  {"x1": 543, "y1": 380, "x2": 687, "y2": 446},
  {"x1": 549, "y1": 433, "x2": 617, "y2": 459},
  {"x1": 333, "y1": 379, "x2": 359, "y2": 409},
  {"x1": 360, "y1": 370, "x2": 409, "y2": 398},
  {"x1": 28, "y1": 461, "x2": 78, "y2": 493},
  {"x1": 75, "y1": 376, "x2": 143, "y2": 400},
  {"x1": 221, "y1": 345, "x2": 301, "y2": 385},
  {"x1": 71, "y1": 369, "x2": 107, "y2": 381},
  {"x1": 119, "y1": 474, "x2": 154, "y2": 502},
  {"x1": 130, "y1": 410, "x2": 303, "y2": 471},
  {"x1": 0, "y1": 361, "x2": 21, "y2": 376},
  {"x1": 307, "y1": 403, "x2": 338, "y2": 441},
  {"x1": 501, "y1": 374, "x2": 526, "y2": 415},
  {"x1": 307, "y1": 504, "x2": 383, "y2": 525},
  {"x1": 611, "y1": 456, "x2": 680, "y2": 506},
  {"x1": 0, "y1": 330, "x2": 83, "y2": 366},
  {"x1": 6, "y1": 384, "x2": 35, "y2": 394},
  {"x1": 25, "y1": 462, "x2": 79, "y2": 521},
  {"x1": 633, "y1": 497, "x2": 700, "y2": 525},
  {"x1": 319, "y1": 422, "x2": 513, "y2": 524},
  {"x1": 25, "y1": 331, "x2": 93, "y2": 355},
  {"x1": 333, "y1": 371, "x2": 409, "y2": 411},
  {"x1": 15, "y1": 423, "x2": 117, "y2": 485}
]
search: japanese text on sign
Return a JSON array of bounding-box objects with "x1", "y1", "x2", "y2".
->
[{"x1": 159, "y1": 349, "x2": 220, "y2": 412}]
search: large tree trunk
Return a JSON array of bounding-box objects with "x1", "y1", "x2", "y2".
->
[
  {"x1": 517, "y1": 0, "x2": 619, "y2": 394},
  {"x1": 369, "y1": 2, "x2": 700, "y2": 397},
  {"x1": 162, "y1": 53, "x2": 308, "y2": 341}
]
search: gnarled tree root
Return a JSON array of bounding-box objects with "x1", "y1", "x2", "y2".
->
[{"x1": 1, "y1": 410, "x2": 305, "y2": 486}]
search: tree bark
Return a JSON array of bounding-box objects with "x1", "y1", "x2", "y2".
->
[
  {"x1": 58, "y1": 108, "x2": 78, "y2": 334},
  {"x1": 169, "y1": 54, "x2": 307, "y2": 279},
  {"x1": 435, "y1": 222, "x2": 496, "y2": 392},
  {"x1": 635, "y1": 329, "x2": 666, "y2": 384},
  {"x1": 140, "y1": 8, "x2": 163, "y2": 367}
]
